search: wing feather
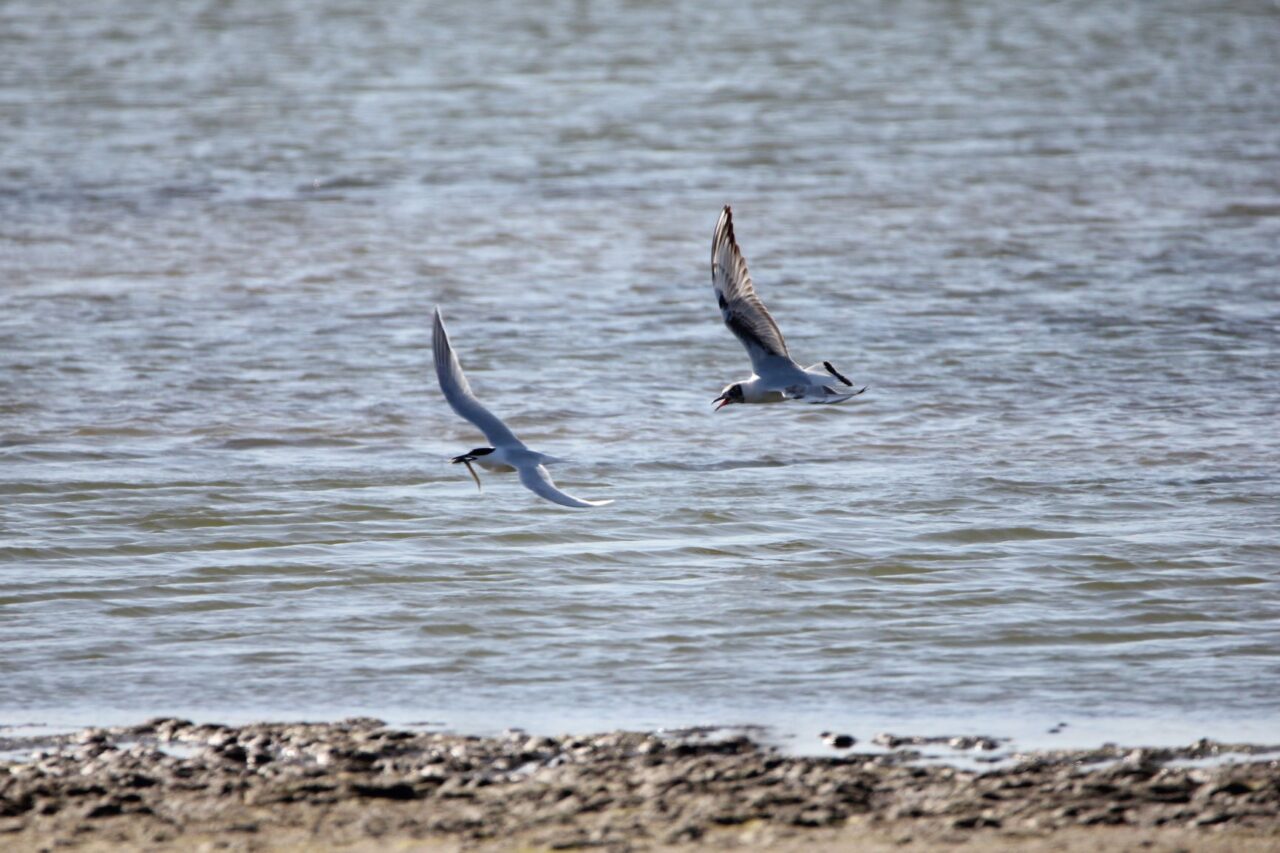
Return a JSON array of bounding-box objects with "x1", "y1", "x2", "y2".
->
[
  {"x1": 712, "y1": 205, "x2": 792, "y2": 375},
  {"x1": 517, "y1": 463, "x2": 613, "y2": 508},
  {"x1": 432, "y1": 308, "x2": 524, "y2": 448}
]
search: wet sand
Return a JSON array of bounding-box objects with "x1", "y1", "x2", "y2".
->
[{"x1": 2, "y1": 718, "x2": 1277, "y2": 851}]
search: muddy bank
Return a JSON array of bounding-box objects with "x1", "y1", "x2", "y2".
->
[{"x1": 1, "y1": 718, "x2": 1278, "y2": 850}]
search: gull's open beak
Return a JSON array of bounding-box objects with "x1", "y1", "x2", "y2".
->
[
  {"x1": 713, "y1": 393, "x2": 730, "y2": 411},
  {"x1": 451, "y1": 455, "x2": 483, "y2": 491}
]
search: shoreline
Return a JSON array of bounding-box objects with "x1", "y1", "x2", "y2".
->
[
  {"x1": 8, "y1": 706, "x2": 1278, "y2": 756},
  {"x1": 3, "y1": 718, "x2": 1279, "y2": 850}
]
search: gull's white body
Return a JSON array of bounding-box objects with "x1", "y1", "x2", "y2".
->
[
  {"x1": 711, "y1": 205, "x2": 866, "y2": 407},
  {"x1": 432, "y1": 308, "x2": 612, "y2": 509},
  {"x1": 734, "y1": 363, "x2": 860, "y2": 405}
]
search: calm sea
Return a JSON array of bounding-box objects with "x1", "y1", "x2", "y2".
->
[{"x1": 2, "y1": 0, "x2": 1278, "y2": 748}]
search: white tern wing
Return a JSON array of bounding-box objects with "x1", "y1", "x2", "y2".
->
[
  {"x1": 712, "y1": 205, "x2": 796, "y2": 376},
  {"x1": 517, "y1": 463, "x2": 613, "y2": 508},
  {"x1": 432, "y1": 308, "x2": 525, "y2": 449}
]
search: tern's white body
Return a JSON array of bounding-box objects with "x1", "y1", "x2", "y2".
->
[
  {"x1": 710, "y1": 206, "x2": 866, "y2": 408},
  {"x1": 432, "y1": 308, "x2": 612, "y2": 509},
  {"x1": 471, "y1": 446, "x2": 560, "y2": 474}
]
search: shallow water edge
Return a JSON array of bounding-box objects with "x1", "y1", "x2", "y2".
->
[{"x1": 2, "y1": 718, "x2": 1278, "y2": 852}]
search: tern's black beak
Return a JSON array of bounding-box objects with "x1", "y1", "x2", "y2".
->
[
  {"x1": 451, "y1": 453, "x2": 474, "y2": 464},
  {"x1": 712, "y1": 393, "x2": 730, "y2": 411}
]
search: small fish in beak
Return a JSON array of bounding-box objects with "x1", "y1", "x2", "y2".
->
[
  {"x1": 451, "y1": 454, "x2": 483, "y2": 491},
  {"x1": 461, "y1": 459, "x2": 481, "y2": 491}
]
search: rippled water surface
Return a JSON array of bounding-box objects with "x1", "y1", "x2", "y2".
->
[{"x1": 2, "y1": 0, "x2": 1279, "y2": 742}]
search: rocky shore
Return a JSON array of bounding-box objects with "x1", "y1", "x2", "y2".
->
[{"x1": 2, "y1": 718, "x2": 1278, "y2": 851}]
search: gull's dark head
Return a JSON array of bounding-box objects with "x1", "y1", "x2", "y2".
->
[{"x1": 713, "y1": 383, "x2": 745, "y2": 411}]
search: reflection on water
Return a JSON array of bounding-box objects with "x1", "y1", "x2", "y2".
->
[{"x1": 1, "y1": 0, "x2": 1278, "y2": 739}]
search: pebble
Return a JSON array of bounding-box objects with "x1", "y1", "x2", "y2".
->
[{"x1": 0, "y1": 723, "x2": 1276, "y2": 849}]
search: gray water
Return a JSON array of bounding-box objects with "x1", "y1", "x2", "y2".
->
[{"x1": 2, "y1": 0, "x2": 1279, "y2": 746}]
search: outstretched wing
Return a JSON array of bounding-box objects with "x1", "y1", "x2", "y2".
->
[
  {"x1": 712, "y1": 205, "x2": 793, "y2": 375},
  {"x1": 432, "y1": 308, "x2": 524, "y2": 448},
  {"x1": 517, "y1": 463, "x2": 613, "y2": 509},
  {"x1": 793, "y1": 386, "x2": 867, "y2": 405}
]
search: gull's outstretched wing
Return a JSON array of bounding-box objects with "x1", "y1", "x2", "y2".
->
[
  {"x1": 432, "y1": 308, "x2": 524, "y2": 449},
  {"x1": 712, "y1": 205, "x2": 794, "y2": 375},
  {"x1": 793, "y1": 386, "x2": 867, "y2": 405},
  {"x1": 517, "y1": 463, "x2": 612, "y2": 508}
]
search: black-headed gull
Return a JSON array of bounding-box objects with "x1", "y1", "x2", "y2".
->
[
  {"x1": 710, "y1": 205, "x2": 866, "y2": 410},
  {"x1": 432, "y1": 307, "x2": 613, "y2": 509}
]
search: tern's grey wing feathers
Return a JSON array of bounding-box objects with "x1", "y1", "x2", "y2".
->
[
  {"x1": 432, "y1": 308, "x2": 525, "y2": 448},
  {"x1": 517, "y1": 463, "x2": 613, "y2": 508},
  {"x1": 712, "y1": 206, "x2": 793, "y2": 375}
]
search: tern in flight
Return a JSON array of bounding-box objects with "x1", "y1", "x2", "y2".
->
[
  {"x1": 432, "y1": 307, "x2": 612, "y2": 509},
  {"x1": 710, "y1": 205, "x2": 866, "y2": 410}
]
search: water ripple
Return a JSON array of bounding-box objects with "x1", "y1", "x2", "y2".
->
[{"x1": 0, "y1": 0, "x2": 1277, "y2": 737}]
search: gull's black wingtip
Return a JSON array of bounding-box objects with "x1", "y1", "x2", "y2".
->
[
  {"x1": 823, "y1": 360, "x2": 854, "y2": 387},
  {"x1": 716, "y1": 205, "x2": 736, "y2": 245}
]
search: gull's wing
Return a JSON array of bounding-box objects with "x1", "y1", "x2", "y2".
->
[
  {"x1": 517, "y1": 463, "x2": 613, "y2": 508},
  {"x1": 432, "y1": 308, "x2": 525, "y2": 449},
  {"x1": 712, "y1": 205, "x2": 793, "y2": 375},
  {"x1": 793, "y1": 386, "x2": 867, "y2": 404}
]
